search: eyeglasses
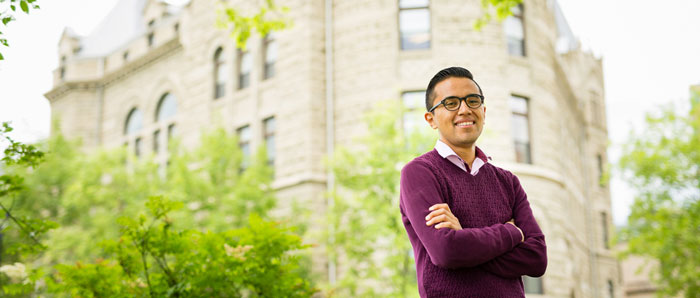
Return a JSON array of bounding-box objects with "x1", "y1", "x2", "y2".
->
[{"x1": 428, "y1": 94, "x2": 484, "y2": 112}]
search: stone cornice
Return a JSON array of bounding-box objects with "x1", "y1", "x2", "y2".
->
[{"x1": 44, "y1": 38, "x2": 183, "y2": 102}]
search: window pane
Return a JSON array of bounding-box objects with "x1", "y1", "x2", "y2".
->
[
  {"x1": 266, "y1": 135, "x2": 275, "y2": 164},
  {"x1": 264, "y1": 117, "x2": 275, "y2": 134},
  {"x1": 510, "y1": 95, "x2": 528, "y2": 114},
  {"x1": 238, "y1": 125, "x2": 251, "y2": 142},
  {"x1": 135, "y1": 137, "x2": 142, "y2": 157},
  {"x1": 125, "y1": 108, "x2": 143, "y2": 135},
  {"x1": 239, "y1": 51, "x2": 252, "y2": 88},
  {"x1": 265, "y1": 39, "x2": 277, "y2": 64},
  {"x1": 241, "y1": 51, "x2": 252, "y2": 74},
  {"x1": 264, "y1": 38, "x2": 277, "y2": 79},
  {"x1": 511, "y1": 114, "x2": 530, "y2": 143},
  {"x1": 402, "y1": 91, "x2": 425, "y2": 133},
  {"x1": 157, "y1": 93, "x2": 177, "y2": 121},
  {"x1": 514, "y1": 141, "x2": 531, "y2": 164},
  {"x1": 399, "y1": 0, "x2": 428, "y2": 9},
  {"x1": 523, "y1": 276, "x2": 543, "y2": 294},
  {"x1": 400, "y1": 9, "x2": 430, "y2": 50},
  {"x1": 504, "y1": 11, "x2": 525, "y2": 56},
  {"x1": 153, "y1": 129, "x2": 160, "y2": 153},
  {"x1": 402, "y1": 91, "x2": 424, "y2": 110}
]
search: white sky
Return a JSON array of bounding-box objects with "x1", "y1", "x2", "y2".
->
[{"x1": 1, "y1": 0, "x2": 699, "y2": 226}]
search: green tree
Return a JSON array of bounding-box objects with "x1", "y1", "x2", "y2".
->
[
  {"x1": 0, "y1": 0, "x2": 40, "y2": 60},
  {"x1": 618, "y1": 90, "x2": 700, "y2": 297},
  {"x1": 48, "y1": 196, "x2": 316, "y2": 297},
  {"x1": 0, "y1": 122, "x2": 56, "y2": 296},
  {"x1": 326, "y1": 102, "x2": 433, "y2": 297}
]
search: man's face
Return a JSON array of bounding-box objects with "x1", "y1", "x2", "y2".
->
[{"x1": 424, "y1": 77, "x2": 486, "y2": 149}]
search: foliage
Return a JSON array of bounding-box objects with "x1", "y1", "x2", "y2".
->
[
  {"x1": 474, "y1": 0, "x2": 523, "y2": 30},
  {"x1": 0, "y1": 0, "x2": 40, "y2": 60},
  {"x1": 617, "y1": 91, "x2": 700, "y2": 297},
  {"x1": 0, "y1": 127, "x2": 307, "y2": 295},
  {"x1": 325, "y1": 102, "x2": 434, "y2": 297},
  {"x1": 10, "y1": 128, "x2": 276, "y2": 267},
  {"x1": 0, "y1": 121, "x2": 57, "y2": 296},
  {"x1": 47, "y1": 196, "x2": 317, "y2": 297},
  {"x1": 217, "y1": 0, "x2": 291, "y2": 50}
]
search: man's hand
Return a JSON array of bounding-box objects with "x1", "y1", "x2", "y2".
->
[
  {"x1": 426, "y1": 203, "x2": 462, "y2": 231},
  {"x1": 506, "y1": 219, "x2": 524, "y2": 242}
]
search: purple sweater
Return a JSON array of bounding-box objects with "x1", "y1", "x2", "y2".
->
[{"x1": 399, "y1": 149, "x2": 547, "y2": 298}]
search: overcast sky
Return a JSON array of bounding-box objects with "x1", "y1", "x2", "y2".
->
[{"x1": 1, "y1": 0, "x2": 698, "y2": 226}]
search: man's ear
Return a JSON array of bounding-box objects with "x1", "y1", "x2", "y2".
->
[{"x1": 424, "y1": 112, "x2": 437, "y2": 129}]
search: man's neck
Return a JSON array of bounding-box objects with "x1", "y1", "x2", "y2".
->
[{"x1": 440, "y1": 139, "x2": 476, "y2": 169}]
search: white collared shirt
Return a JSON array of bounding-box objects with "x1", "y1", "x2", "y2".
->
[{"x1": 434, "y1": 139, "x2": 491, "y2": 176}]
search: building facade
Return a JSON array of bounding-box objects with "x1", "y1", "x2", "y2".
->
[{"x1": 46, "y1": 0, "x2": 619, "y2": 296}]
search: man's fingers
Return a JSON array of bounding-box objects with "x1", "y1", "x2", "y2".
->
[
  {"x1": 426, "y1": 214, "x2": 448, "y2": 226},
  {"x1": 428, "y1": 203, "x2": 449, "y2": 211},
  {"x1": 434, "y1": 222, "x2": 450, "y2": 229},
  {"x1": 425, "y1": 208, "x2": 446, "y2": 220}
]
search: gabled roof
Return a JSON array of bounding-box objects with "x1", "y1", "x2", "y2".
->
[
  {"x1": 553, "y1": 0, "x2": 579, "y2": 54},
  {"x1": 72, "y1": 0, "x2": 188, "y2": 58}
]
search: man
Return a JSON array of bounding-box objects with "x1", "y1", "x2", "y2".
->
[{"x1": 399, "y1": 66, "x2": 547, "y2": 297}]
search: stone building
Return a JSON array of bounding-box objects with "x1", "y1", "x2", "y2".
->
[{"x1": 45, "y1": 0, "x2": 619, "y2": 296}]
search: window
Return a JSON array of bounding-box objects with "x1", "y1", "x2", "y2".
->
[
  {"x1": 597, "y1": 153, "x2": 604, "y2": 185},
  {"x1": 401, "y1": 91, "x2": 424, "y2": 134},
  {"x1": 607, "y1": 280, "x2": 614, "y2": 298},
  {"x1": 167, "y1": 124, "x2": 176, "y2": 150},
  {"x1": 399, "y1": 0, "x2": 430, "y2": 50},
  {"x1": 213, "y1": 47, "x2": 226, "y2": 99},
  {"x1": 59, "y1": 56, "x2": 66, "y2": 80},
  {"x1": 125, "y1": 108, "x2": 144, "y2": 157},
  {"x1": 523, "y1": 276, "x2": 543, "y2": 294},
  {"x1": 135, "y1": 137, "x2": 142, "y2": 157},
  {"x1": 504, "y1": 4, "x2": 525, "y2": 56},
  {"x1": 148, "y1": 32, "x2": 155, "y2": 47},
  {"x1": 153, "y1": 129, "x2": 160, "y2": 153},
  {"x1": 123, "y1": 51, "x2": 129, "y2": 61},
  {"x1": 263, "y1": 117, "x2": 275, "y2": 166},
  {"x1": 125, "y1": 108, "x2": 143, "y2": 135},
  {"x1": 155, "y1": 93, "x2": 177, "y2": 155},
  {"x1": 238, "y1": 50, "x2": 252, "y2": 89},
  {"x1": 237, "y1": 125, "x2": 251, "y2": 169},
  {"x1": 510, "y1": 95, "x2": 531, "y2": 164},
  {"x1": 601, "y1": 211, "x2": 609, "y2": 249},
  {"x1": 263, "y1": 34, "x2": 277, "y2": 79},
  {"x1": 174, "y1": 23, "x2": 179, "y2": 33}
]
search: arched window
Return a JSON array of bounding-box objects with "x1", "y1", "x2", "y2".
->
[
  {"x1": 125, "y1": 108, "x2": 143, "y2": 157},
  {"x1": 156, "y1": 93, "x2": 177, "y2": 121},
  {"x1": 125, "y1": 108, "x2": 143, "y2": 135},
  {"x1": 153, "y1": 93, "x2": 177, "y2": 165},
  {"x1": 213, "y1": 47, "x2": 226, "y2": 98}
]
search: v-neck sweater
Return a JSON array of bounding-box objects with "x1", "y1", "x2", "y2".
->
[{"x1": 399, "y1": 149, "x2": 547, "y2": 298}]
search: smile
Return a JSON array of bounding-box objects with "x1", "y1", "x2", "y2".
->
[{"x1": 455, "y1": 121, "x2": 475, "y2": 127}]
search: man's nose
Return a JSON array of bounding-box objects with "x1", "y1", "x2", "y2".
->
[{"x1": 458, "y1": 99, "x2": 472, "y2": 115}]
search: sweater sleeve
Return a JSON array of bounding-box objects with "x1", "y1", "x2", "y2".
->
[
  {"x1": 400, "y1": 160, "x2": 523, "y2": 269},
  {"x1": 479, "y1": 173, "x2": 548, "y2": 278}
]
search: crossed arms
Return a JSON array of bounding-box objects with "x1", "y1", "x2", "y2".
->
[{"x1": 399, "y1": 161, "x2": 547, "y2": 278}]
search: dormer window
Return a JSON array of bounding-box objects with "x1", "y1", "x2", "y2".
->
[{"x1": 148, "y1": 33, "x2": 154, "y2": 47}]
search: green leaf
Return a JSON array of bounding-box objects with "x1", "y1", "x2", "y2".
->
[
  {"x1": 20, "y1": 0, "x2": 29, "y2": 13},
  {"x1": 10, "y1": 5, "x2": 15, "y2": 11},
  {"x1": 3, "y1": 17, "x2": 13, "y2": 25},
  {"x1": 0, "y1": 52, "x2": 4, "y2": 60}
]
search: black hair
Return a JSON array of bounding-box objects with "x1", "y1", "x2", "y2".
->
[{"x1": 425, "y1": 66, "x2": 483, "y2": 112}]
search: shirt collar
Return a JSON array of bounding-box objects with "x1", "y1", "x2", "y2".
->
[{"x1": 434, "y1": 139, "x2": 491, "y2": 175}]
